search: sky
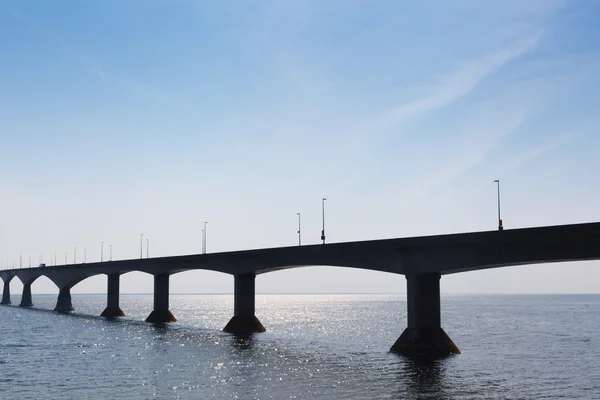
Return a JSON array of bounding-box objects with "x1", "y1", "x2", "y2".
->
[{"x1": 1, "y1": 0, "x2": 600, "y2": 295}]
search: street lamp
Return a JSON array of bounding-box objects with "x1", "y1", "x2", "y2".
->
[
  {"x1": 494, "y1": 180, "x2": 503, "y2": 231},
  {"x1": 203, "y1": 221, "x2": 208, "y2": 254},
  {"x1": 84, "y1": 249, "x2": 87, "y2": 264},
  {"x1": 146, "y1": 238, "x2": 149, "y2": 258},
  {"x1": 110, "y1": 245, "x2": 113, "y2": 261},
  {"x1": 321, "y1": 198, "x2": 327, "y2": 244},
  {"x1": 74, "y1": 247, "x2": 77, "y2": 264},
  {"x1": 297, "y1": 212, "x2": 301, "y2": 246},
  {"x1": 101, "y1": 242, "x2": 104, "y2": 262}
]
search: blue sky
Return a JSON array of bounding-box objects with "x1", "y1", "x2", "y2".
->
[{"x1": 1, "y1": 0, "x2": 600, "y2": 295}]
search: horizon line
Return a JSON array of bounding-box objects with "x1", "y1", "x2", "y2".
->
[{"x1": 8, "y1": 292, "x2": 600, "y2": 296}]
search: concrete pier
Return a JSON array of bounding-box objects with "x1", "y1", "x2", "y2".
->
[
  {"x1": 19, "y1": 282, "x2": 33, "y2": 307},
  {"x1": 54, "y1": 286, "x2": 75, "y2": 312},
  {"x1": 391, "y1": 273, "x2": 460, "y2": 356},
  {"x1": 1, "y1": 279, "x2": 11, "y2": 305},
  {"x1": 101, "y1": 274, "x2": 125, "y2": 317},
  {"x1": 223, "y1": 273, "x2": 265, "y2": 334},
  {"x1": 145, "y1": 274, "x2": 176, "y2": 323}
]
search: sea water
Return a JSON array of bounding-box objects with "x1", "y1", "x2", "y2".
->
[{"x1": 1, "y1": 294, "x2": 599, "y2": 399}]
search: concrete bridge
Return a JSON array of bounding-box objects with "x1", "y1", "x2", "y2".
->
[{"x1": 2, "y1": 222, "x2": 600, "y2": 356}]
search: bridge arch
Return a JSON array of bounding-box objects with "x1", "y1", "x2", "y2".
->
[
  {"x1": 169, "y1": 269, "x2": 231, "y2": 293},
  {"x1": 70, "y1": 274, "x2": 107, "y2": 294},
  {"x1": 255, "y1": 265, "x2": 402, "y2": 294},
  {"x1": 8, "y1": 277, "x2": 23, "y2": 296},
  {"x1": 29, "y1": 275, "x2": 59, "y2": 293},
  {"x1": 443, "y1": 260, "x2": 600, "y2": 293},
  {"x1": 23, "y1": 275, "x2": 59, "y2": 309},
  {"x1": 119, "y1": 270, "x2": 154, "y2": 294}
]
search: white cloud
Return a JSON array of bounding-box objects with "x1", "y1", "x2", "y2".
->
[
  {"x1": 125, "y1": 80, "x2": 197, "y2": 113},
  {"x1": 402, "y1": 106, "x2": 530, "y2": 200},
  {"x1": 86, "y1": 61, "x2": 109, "y2": 84},
  {"x1": 497, "y1": 131, "x2": 578, "y2": 175},
  {"x1": 376, "y1": 30, "x2": 545, "y2": 131}
]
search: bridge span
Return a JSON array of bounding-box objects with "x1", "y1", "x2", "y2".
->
[{"x1": 2, "y1": 222, "x2": 600, "y2": 356}]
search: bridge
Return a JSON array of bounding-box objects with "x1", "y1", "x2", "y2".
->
[{"x1": 2, "y1": 222, "x2": 600, "y2": 356}]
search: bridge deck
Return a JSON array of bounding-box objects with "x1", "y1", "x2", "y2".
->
[{"x1": 2, "y1": 222, "x2": 600, "y2": 287}]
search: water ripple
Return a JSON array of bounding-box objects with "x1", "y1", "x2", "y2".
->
[{"x1": 0, "y1": 294, "x2": 599, "y2": 399}]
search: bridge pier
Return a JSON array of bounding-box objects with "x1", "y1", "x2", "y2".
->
[
  {"x1": 223, "y1": 273, "x2": 266, "y2": 334},
  {"x1": 1, "y1": 279, "x2": 11, "y2": 305},
  {"x1": 391, "y1": 273, "x2": 460, "y2": 356},
  {"x1": 145, "y1": 274, "x2": 176, "y2": 323},
  {"x1": 19, "y1": 282, "x2": 33, "y2": 307},
  {"x1": 54, "y1": 286, "x2": 75, "y2": 312},
  {"x1": 101, "y1": 274, "x2": 125, "y2": 317}
]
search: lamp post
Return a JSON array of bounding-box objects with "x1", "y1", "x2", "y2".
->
[
  {"x1": 321, "y1": 198, "x2": 327, "y2": 244},
  {"x1": 101, "y1": 242, "x2": 104, "y2": 262},
  {"x1": 203, "y1": 221, "x2": 208, "y2": 254},
  {"x1": 140, "y1": 234, "x2": 144, "y2": 259},
  {"x1": 110, "y1": 245, "x2": 112, "y2": 261},
  {"x1": 494, "y1": 180, "x2": 503, "y2": 231},
  {"x1": 146, "y1": 238, "x2": 149, "y2": 258},
  {"x1": 74, "y1": 247, "x2": 77, "y2": 264},
  {"x1": 84, "y1": 249, "x2": 87, "y2": 264},
  {"x1": 297, "y1": 212, "x2": 301, "y2": 246}
]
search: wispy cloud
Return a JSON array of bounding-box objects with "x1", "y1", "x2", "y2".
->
[
  {"x1": 405, "y1": 106, "x2": 530, "y2": 199},
  {"x1": 497, "y1": 132, "x2": 578, "y2": 176},
  {"x1": 85, "y1": 61, "x2": 109, "y2": 84},
  {"x1": 330, "y1": 28, "x2": 550, "y2": 193},
  {"x1": 376, "y1": 30, "x2": 545, "y2": 131},
  {"x1": 125, "y1": 80, "x2": 197, "y2": 113}
]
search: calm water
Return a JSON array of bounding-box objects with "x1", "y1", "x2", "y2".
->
[{"x1": 1, "y1": 294, "x2": 599, "y2": 399}]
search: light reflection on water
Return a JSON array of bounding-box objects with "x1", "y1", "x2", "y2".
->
[{"x1": 1, "y1": 294, "x2": 599, "y2": 399}]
